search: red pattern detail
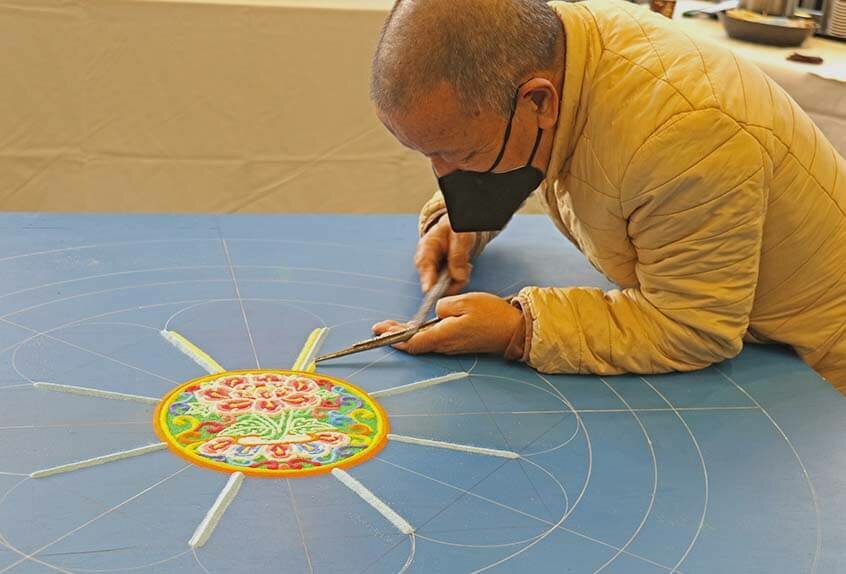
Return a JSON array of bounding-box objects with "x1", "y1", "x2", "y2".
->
[
  {"x1": 219, "y1": 376, "x2": 248, "y2": 389},
  {"x1": 281, "y1": 393, "x2": 311, "y2": 407},
  {"x1": 218, "y1": 398, "x2": 253, "y2": 413},
  {"x1": 255, "y1": 399, "x2": 284, "y2": 414},
  {"x1": 199, "y1": 387, "x2": 230, "y2": 401},
  {"x1": 265, "y1": 443, "x2": 292, "y2": 460},
  {"x1": 201, "y1": 436, "x2": 235, "y2": 454},
  {"x1": 281, "y1": 457, "x2": 320, "y2": 470},
  {"x1": 316, "y1": 379, "x2": 334, "y2": 390},
  {"x1": 320, "y1": 396, "x2": 341, "y2": 409},
  {"x1": 198, "y1": 421, "x2": 226, "y2": 433}
]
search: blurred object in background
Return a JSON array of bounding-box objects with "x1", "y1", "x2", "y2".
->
[
  {"x1": 821, "y1": 0, "x2": 846, "y2": 39},
  {"x1": 741, "y1": 0, "x2": 796, "y2": 17},
  {"x1": 682, "y1": 0, "x2": 739, "y2": 19},
  {"x1": 787, "y1": 51, "x2": 825, "y2": 61},
  {"x1": 719, "y1": 9, "x2": 816, "y2": 45},
  {"x1": 650, "y1": 0, "x2": 678, "y2": 18},
  {"x1": 715, "y1": 0, "x2": 818, "y2": 46}
]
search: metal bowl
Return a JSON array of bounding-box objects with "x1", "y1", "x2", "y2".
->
[{"x1": 719, "y1": 9, "x2": 816, "y2": 46}]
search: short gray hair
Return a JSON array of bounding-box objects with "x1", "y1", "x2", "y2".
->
[{"x1": 371, "y1": 0, "x2": 562, "y2": 116}]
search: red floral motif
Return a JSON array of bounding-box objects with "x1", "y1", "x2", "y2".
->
[
  {"x1": 316, "y1": 379, "x2": 335, "y2": 390},
  {"x1": 265, "y1": 443, "x2": 292, "y2": 460},
  {"x1": 250, "y1": 461, "x2": 281, "y2": 470},
  {"x1": 320, "y1": 396, "x2": 341, "y2": 409},
  {"x1": 280, "y1": 393, "x2": 311, "y2": 407},
  {"x1": 199, "y1": 387, "x2": 230, "y2": 401},
  {"x1": 198, "y1": 436, "x2": 236, "y2": 456},
  {"x1": 195, "y1": 373, "x2": 322, "y2": 415},
  {"x1": 313, "y1": 431, "x2": 347, "y2": 446},
  {"x1": 281, "y1": 458, "x2": 320, "y2": 470},
  {"x1": 199, "y1": 433, "x2": 351, "y2": 467},
  {"x1": 217, "y1": 398, "x2": 253, "y2": 413},
  {"x1": 290, "y1": 378, "x2": 317, "y2": 393},
  {"x1": 248, "y1": 457, "x2": 321, "y2": 470},
  {"x1": 219, "y1": 376, "x2": 248, "y2": 389},
  {"x1": 198, "y1": 421, "x2": 227, "y2": 433},
  {"x1": 254, "y1": 399, "x2": 283, "y2": 414}
]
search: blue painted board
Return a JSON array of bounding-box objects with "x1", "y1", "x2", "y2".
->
[{"x1": 0, "y1": 214, "x2": 843, "y2": 574}]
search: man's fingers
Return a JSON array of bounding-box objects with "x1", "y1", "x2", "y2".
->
[
  {"x1": 413, "y1": 239, "x2": 441, "y2": 269},
  {"x1": 372, "y1": 320, "x2": 409, "y2": 335},
  {"x1": 445, "y1": 279, "x2": 470, "y2": 296},
  {"x1": 447, "y1": 232, "x2": 475, "y2": 284},
  {"x1": 435, "y1": 295, "x2": 465, "y2": 319},
  {"x1": 415, "y1": 223, "x2": 475, "y2": 295},
  {"x1": 393, "y1": 318, "x2": 458, "y2": 355},
  {"x1": 373, "y1": 293, "x2": 469, "y2": 339},
  {"x1": 419, "y1": 266, "x2": 438, "y2": 293},
  {"x1": 415, "y1": 234, "x2": 447, "y2": 292}
]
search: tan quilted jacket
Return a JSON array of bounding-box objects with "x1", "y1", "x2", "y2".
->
[{"x1": 418, "y1": 0, "x2": 846, "y2": 388}]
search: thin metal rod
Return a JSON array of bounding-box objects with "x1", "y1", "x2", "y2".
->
[
  {"x1": 408, "y1": 268, "x2": 452, "y2": 327},
  {"x1": 314, "y1": 267, "x2": 452, "y2": 364},
  {"x1": 314, "y1": 317, "x2": 440, "y2": 363}
]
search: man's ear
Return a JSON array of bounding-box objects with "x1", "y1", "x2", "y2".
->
[{"x1": 521, "y1": 78, "x2": 559, "y2": 130}]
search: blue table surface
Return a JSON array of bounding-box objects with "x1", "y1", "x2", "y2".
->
[{"x1": 0, "y1": 213, "x2": 843, "y2": 574}]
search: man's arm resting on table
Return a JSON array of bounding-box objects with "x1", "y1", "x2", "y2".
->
[{"x1": 508, "y1": 110, "x2": 769, "y2": 375}]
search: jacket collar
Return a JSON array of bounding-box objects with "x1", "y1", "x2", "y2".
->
[{"x1": 545, "y1": 1, "x2": 599, "y2": 186}]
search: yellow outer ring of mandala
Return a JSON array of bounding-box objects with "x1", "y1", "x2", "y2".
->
[{"x1": 153, "y1": 369, "x2": 390, "y2": 478}]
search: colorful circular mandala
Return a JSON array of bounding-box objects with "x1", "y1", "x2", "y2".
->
[{"x1": 154, "y1": 370, "x2": 389, "y2": 477}]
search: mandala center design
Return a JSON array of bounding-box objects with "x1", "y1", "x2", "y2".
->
[{"x1": 154, "y1": 370, "x2": 389, "y2": 477}]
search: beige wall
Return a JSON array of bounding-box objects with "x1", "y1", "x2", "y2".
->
[
  {"x1": 0, "y1": 0, "x2": 439, "y2": 213},
  {"x1": 2, "y1": 0, "x2": 843, "y2": 214}
]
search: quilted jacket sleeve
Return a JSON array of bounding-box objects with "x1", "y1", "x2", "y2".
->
[{"x1": 516, "y1": 110, "x2": 769, "y2": 374}]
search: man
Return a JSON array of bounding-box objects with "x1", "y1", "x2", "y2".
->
[{"x1": 369, "y1": 0, "x2": 846, "y2": 390}]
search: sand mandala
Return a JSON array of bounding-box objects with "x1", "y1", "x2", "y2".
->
[
  {"x1": 154, "y1": 370, "x2": 388, "y2": 476},
  {"x1": 17, "y1": 315, "x2": 567, "y2": 569}
]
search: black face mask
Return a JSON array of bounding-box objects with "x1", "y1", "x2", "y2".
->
[{"x1": 437, "y1": 89, "x2": 545, "y2": 233}]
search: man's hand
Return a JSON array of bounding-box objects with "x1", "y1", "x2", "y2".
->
[
  {"x1": 416, "y1": 215, "x2": 476, "y2": 295},
  {"x1": 372, "y1": 292, "x2": 524, "y2": 356}
]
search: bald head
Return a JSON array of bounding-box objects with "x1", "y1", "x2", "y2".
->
[{"x1": 371, "y1": 0, "x2": 562, "y2": 117}]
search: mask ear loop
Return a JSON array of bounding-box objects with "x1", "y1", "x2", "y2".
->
[
  {"x1": 526, "y1": 126, "x2": 544, "y2": 167},
  {"x1": 487, "y1": 79, "x2": 538, "y2": 173},
  {"x1": 486, "y1": 102, "x2": 518, "y2": 173},
  {"x1": 485, "y1": 80, "x2": 543, "y2": 173}
]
